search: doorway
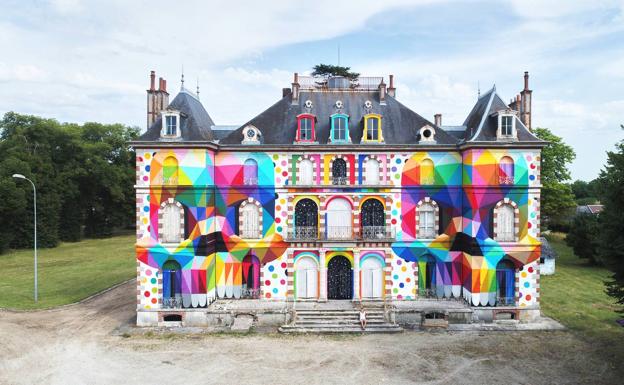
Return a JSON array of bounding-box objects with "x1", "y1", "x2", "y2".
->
[{"x1": 327, "y1": 255, "x2": 353, "y2": 299}]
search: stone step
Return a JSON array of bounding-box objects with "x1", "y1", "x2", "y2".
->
[
  {"x1": 295, "y1": 319, "x2": 388, "y2": 325},
  {"x1": 279, "y1": 324, "x2": 403, "y2": 334},
  {"x1": 295, "y1": 311, "x2": 385, "y2": 316}
]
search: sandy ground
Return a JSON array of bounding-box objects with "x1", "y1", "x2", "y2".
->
[{"x1": 0, "y1": 281, "x2": 622, "y2": 385}]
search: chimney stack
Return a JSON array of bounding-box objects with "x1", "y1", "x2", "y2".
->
[
  {"x1": 379, "y1": 78, "x2": 387, "y2": 105},
  {"x1": 291, "y1": 72, "x2": 300, "y2": 105},
  {"x1": 146, "y1": 71, "x2": 170, "y2": 129},
  {"x1": 387, "y1": 74, "x2": 396, "y2": 97},
  {"x1": 520, "y1": 71, "x2": 532, "y2": 130},
  {"x1": 434, "y1": 113, "x2": 442, "y2": 127}
]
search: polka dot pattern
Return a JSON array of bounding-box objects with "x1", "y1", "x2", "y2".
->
[
  {"x1": 390, "y1": 253, "x2": 416, "y2": 299},
  {"x1": 262, "y1": 256, "x2": 288, "y2": 299},
  {"x1": 518, "y1": 261, "x2": 539, "y2": 307},
  {"x1": 138, "y1": 262, "x2": 160, "y2": 310}
]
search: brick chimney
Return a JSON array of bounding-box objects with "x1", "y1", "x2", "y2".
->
[
  {"x1": 434, "y1": 113, "x2": 442, "y2": 127},
  {"x1": 379, "y1": 78, "x2": 387, "y2": 105},
  {"x1": 520, "y1": 71, "x2": 532, "y2": 130},
  {"x1": 146, "y1": 71, "x2": 169, "y2": 129},
  {"x1": 291, "y1": 72, "x2": 300, "y2": 105},
  {"x1": 387, "y1": 74, "x2": 396, "y2": 97}
]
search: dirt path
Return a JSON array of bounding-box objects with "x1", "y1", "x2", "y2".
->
[{"x1": 0, "y1": 281, "x2": 621, "y2": 385}]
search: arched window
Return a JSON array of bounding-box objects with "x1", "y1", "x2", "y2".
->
[
  {"x1": 417, "y1": 201, "x2": 437, "y2": 239},
  {"x1": 364, "y1": 158, "x2": 380, "y2": 185},
  {"x1": 162, "y1": 260, "x2": 182, "y2": 308},
  {"x1": 163, "y1": 156, "x2": 178, "y2": 185},
  {"x1": 295, "y1": 256, "x2": 318, "y2": 299},
  {"x1": 326, "y1": 198, "x2": 352, "y2": 239},
  {"x1": 496, "y1": 259, "x2": 516, "y2": 305},
  {"x1": 363, "y1": 114, "x2": 382, "y2": 142},
  {"x1": 242, "y1": 255, "x2": 260, "y2": 298},
  {"x1": 361, "y1": 199, "x2": 385, "y2": 239},
  {"x1": 331, "y1": 114, "x2": 349, "y2": 142},
  {"x1": 299, "y1": 159, "x2": 314, "y2": 185},
  {"x1": 243, "y1": 159, "x2": 258, "y2": 185},
  {"x1": 420, "y1": 159, "x2": 434, "y2": 185},
  {"x1": 162, "y1": 202, "x2": 182, "y2": 243},
  {"x1": 499, "y1": 156, "x2": 514, "y2": 185},
  {"x1": 239, "y1": 202, "x2": 261, "y2": 239},
  {"x1": 296, "y1": 114, "x2": 316, "y2": 142},
  {"x1": 332, "y1": 158, "x2": 347, "y2": 185},
  {"x1": 495, "y1": 204, "x2": 515, "y2": 242},
  {"x1": 294, "y1": 199, "x2": 318, "y2": 239}
]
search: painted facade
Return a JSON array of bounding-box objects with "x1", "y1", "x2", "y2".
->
[{"x1": 133, "y1": 71, "x2": 546, "y2": 325}]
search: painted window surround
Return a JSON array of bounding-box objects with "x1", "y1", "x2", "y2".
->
[
  {"x1": 495, "y1": 110, "x2": 518, "y2": 140},
  {"x1": 329, "y1": 113, "x2": 351, "y2": 144},
  {"x1": 161, "y1": 110, "x2": 181, "y2": 139},
  {"x1": 362, "y1": 113, "x2": 383, "y2": 143},
  {"x1": 296, "y1": 113, "x2": 317, "y2": 143}
]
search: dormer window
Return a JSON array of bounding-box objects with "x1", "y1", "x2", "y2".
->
[
  {"x1": 363, "y1": 114, "x2": 382, "y2": 143},
  {"x1": 496, "y1": 111, "x2": 517, "y2": 140},
  {"x1": 161, "y1": 111, "x2": 180, "y2": 138},
  {"x1": 296, "y1": 114, "x2": 316, "y2": 143},
  {"x1": 330, "y1": 114, "x2": 350, "y2": 143}
]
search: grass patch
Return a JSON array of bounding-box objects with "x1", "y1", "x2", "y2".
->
[
  {"x1": 541, "y1": 232, "x2": 624, "y2": 359},
  {"x1": 0, "y1": 235, "x2": 135, "y2": 310}
]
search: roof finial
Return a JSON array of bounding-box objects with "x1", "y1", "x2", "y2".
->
[
  {"x1": 196, "y1": 77, "x2": 200, "y2": 99},
  {"x1": 181, "y1": 64, "x2": 185, "y2": 90}
]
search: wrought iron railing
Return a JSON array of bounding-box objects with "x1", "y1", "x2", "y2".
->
[
  {"x1": 241, "y1": 288, "x2": 260, "y2": 299},
  {"x1": 240, "y1": 228, "x2": 261, "y2": 239},
  {"x1": 287, "y1": 226, "x2": 319, "y2": 240},
  {"x1": 498, "y1": 176, "x2": 514, "y2": 185},
  {"x1": 332, "y1": 176, "x2": 347, "y2": 185},
  {"x1": 325, "y1": 226, "x2": 353, "y2": 240},
  {"x1": 361, "y1": 226, "x2": 395, "y2": 240},
  {"x1": 243, "y1": 177, "x2": 258, "y2": 185},
  {"x1": 496, "y1": 296, "x2": 515, "y2": 306},
  {"x1": 162, "y1": 296, "x2": 183, "y2": 309},
  {"x1": 298, "y1": 76, "x2": 384, "y2": 91},
  {"x1": 152, "y1": 176, "x2": 178, "y2": 185},
  {"x1": 418, "y1": 288, "x2": 438, "y2": 299}
]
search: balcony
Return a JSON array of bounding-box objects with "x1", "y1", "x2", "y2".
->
[
  {"x1": 287, "y1": 226, "x2": 319, "y2": 241},
  {"x1": 496, "y1": 296, "x2": 516, "y2": 306},
  {"x1": 243, "y1": 177, "x2": 258, "y2": 185},
  {"x1": 361, "y1": 226, "x2": 395, "y2": 240},
  {"x1": 162, "y1": 296, "x2": 183, "y2": 309},
  {"x1": 240, "y1": 228, "x2": 261, "y2": 239},
  {"x1": 498, "y1": 176, "x2": 514, "y2": 185},
  {"x1": 286, "y1": 226, "x2": 395, "y2": 242},
  {"x1": 332, "y1": 176, "x2": 347, "y2": 185}
]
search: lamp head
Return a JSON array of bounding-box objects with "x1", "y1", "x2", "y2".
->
[{"x1": 12, "y1": 174, "x2": 26, "y2": 179}]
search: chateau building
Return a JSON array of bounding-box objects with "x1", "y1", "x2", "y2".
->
[{"x1": 132, "y1": 70, "x2": 545, "y2": 327}]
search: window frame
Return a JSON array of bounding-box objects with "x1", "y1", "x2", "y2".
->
[
  {"x1": 239, "y1": 200, "x2": 262, "y2": 239},
  {"x1": 330, "y1": 113, "x2": 350, "y2": 143},
  {"x1": 362, "y1": 114, "x2": 383, "y2": 143},
  {"x1": 497, "y1": 113, "x2": 517, "y2": 139},
  {"x1": 494, "y1": 200, "x2": 518, "y2": 243},
  {"x1": 161, "y1": 111, "x2": 181, "y2": 138},
  {"x1": 296, "y1": 113, "x2": 316, "y2": 143},
  {"x1": 416, "y1": 199, "x2": 438, "y2": 240},
  {"x1": 159, "y1": 200, "x2": 184, "y2": 244}
]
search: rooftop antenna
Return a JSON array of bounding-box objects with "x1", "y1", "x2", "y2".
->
[
  {"x1": 181, "y1": 64, "x2": 185, "y2": 90},
  {"x1": 477, "y1": 81, "x2": 480, "y2": 99},
  {"x1": 196, "y1": 77, "x2": 200, "y2": 99}
]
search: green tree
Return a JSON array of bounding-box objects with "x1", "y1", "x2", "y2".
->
[
  {"x1": 597, "y1": 125, "x2": 624, "y2": 311},
  {"x1": 312, "y1": 64, "x2": 360, "y2": 80},
  {"x1": 565, "y1": 213, "x2": 601, "y2": 264},
  {"x1": 534, "y1": 128, "x2": 577, "y2": 230},
  {"x1": 571, "y1": 179, "x2": 600, "y2": 205}
]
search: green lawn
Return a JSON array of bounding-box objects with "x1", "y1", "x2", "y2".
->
[
  {"x1": 0, "y1": 235, "x2": 135, "y2": 310},
  {"x1": 541, "y1": 233, "x2": 624, "y2": 358}
]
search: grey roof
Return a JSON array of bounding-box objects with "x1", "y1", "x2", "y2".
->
[
  {"x1": 539, "y1": 237, "x2": 557, "y2": 259},
  {"x1": 137, "y1": 89, "x2": 214, "y2": 142},
  {"x1": 463, "y1": 87, "x2": 543, "y2": 143},
  {"x1": 220, "y1": 90, "x2": 458, "y2": 145},
  {"x1": 211, "y1": 125, "x2": 238, "y2": 141}
]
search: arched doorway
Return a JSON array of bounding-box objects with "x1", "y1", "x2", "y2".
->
[
  {"x1": 327, "y1": 255, "x2": 353, "y2": 300},
  {"x1": 496, "y1": 258, "x2": 516, "y2": 306},
  {"x1": 162, "y1": 260, "x2": 182, "y2": 308},
  {"x1": 418, "y1": 254, "x2": 437, "y2": 298},
  {"x1": 242, "y1": 254, "x2": 260, "y2": 298},
  {"x1": 326, "y1": 198, "x2": 352, "y2": 239},
  {"x1": 295, "y1": 256, "x2": 318, "y2": 299},
  {"x1": 294, "y1": 199, "x2": 318, "y2": 239},
  {"x1": 361, "y1": 256, "x2": 383, "y2": 299},
  {"x1": 361, "y1": 198, "x2": 385, "y2": 239}
]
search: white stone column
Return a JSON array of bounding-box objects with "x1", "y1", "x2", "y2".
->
[
  {"x1": 319, "y1": 248, "x2": 327, "y2": 301},
  {"x1": 353, "y1": 249, "x2": 361, "y2": 302}
]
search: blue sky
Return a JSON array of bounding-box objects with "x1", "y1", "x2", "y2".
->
[{"x1": 1, "y1": 0, "x2": 623, "y2": 181}]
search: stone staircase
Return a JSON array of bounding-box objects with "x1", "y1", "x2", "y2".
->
[{"x1": 279, "y1": 307, "x2": 403, "y2": 334}]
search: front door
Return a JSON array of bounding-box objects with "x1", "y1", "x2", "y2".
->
[{"x1": 327, "y1": 255, "x2": 353, "y2": 299}]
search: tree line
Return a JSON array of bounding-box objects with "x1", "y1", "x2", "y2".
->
[{"x1": 0, "y1": 112, "x2": 138, "y2": 253}]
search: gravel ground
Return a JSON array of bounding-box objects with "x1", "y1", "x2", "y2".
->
[{"x1": 0, "y1": 281, "x2": 621, "y2": 385}]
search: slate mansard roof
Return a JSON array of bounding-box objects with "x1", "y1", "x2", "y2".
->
[
  {"x1": 138, "y1": 88, "x2": 215, "y2": 142},
  {"x1": 219, "y1": 90, "x2": 458, "y2": 145}
]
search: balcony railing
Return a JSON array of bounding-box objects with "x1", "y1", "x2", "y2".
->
[
  {"x1": 241, "y1": 287, "x2": 260, "y2": 299},
  {"x1": 243, "y1": 177, "x2": 258, "y2": 185},
  {"x1": 298, "y1": 76, "x2": 384, "y2": 91},
  {"x1": 498, "y1": 176, "x2": 514, "y2": 185},
  {"x1": 162, "y1": 296, "x2": 183, "y2": 309},
  {"x1": 287, "y1": 226, "x2": 319, "y2": 240},
  {"x1": 326, "y1": 226, "x2": 353, "y2": 240},
  {"x1": 418, "y1": 288, "x2": 438, "y2": 299},
  {"x1": 332, "y1": 176, "x2": 347, "y2": 185},
  {"x1": 240, "y1": 228, "x2": 261, "y2": 239},
  {"x1": 496, "y1": 296, "x2": 515, "y2": 306},
  {"x1": 361, "y1": 226, "x2": 395, "y2": 240},
  {"x1": 152, "y1": 176, "x2": 178, "y2": 185}
]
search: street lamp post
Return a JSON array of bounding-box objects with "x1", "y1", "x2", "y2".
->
[{"x1": 13, "y1": 174, "x2": 38, "y2": 302}]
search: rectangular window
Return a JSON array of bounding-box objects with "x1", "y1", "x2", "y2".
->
[
  {"x1": 501, "y1": 116, "x2": 513, "y2": 136},
  {"x1": 418, "y1": 209, "x2": 435, "y2": 239},
  {"x1": 366, "y1": 118, "x2": 378, "y2": 141},
  {"x1": 334, "y1": 117, "x2": 346, "y2": 141},
  {"x1": 300, "y1": 118, "x2": 312, "y2": 140},
  {"x1": 165, "y1": 115, "x2": 178, "y2": 136}
]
